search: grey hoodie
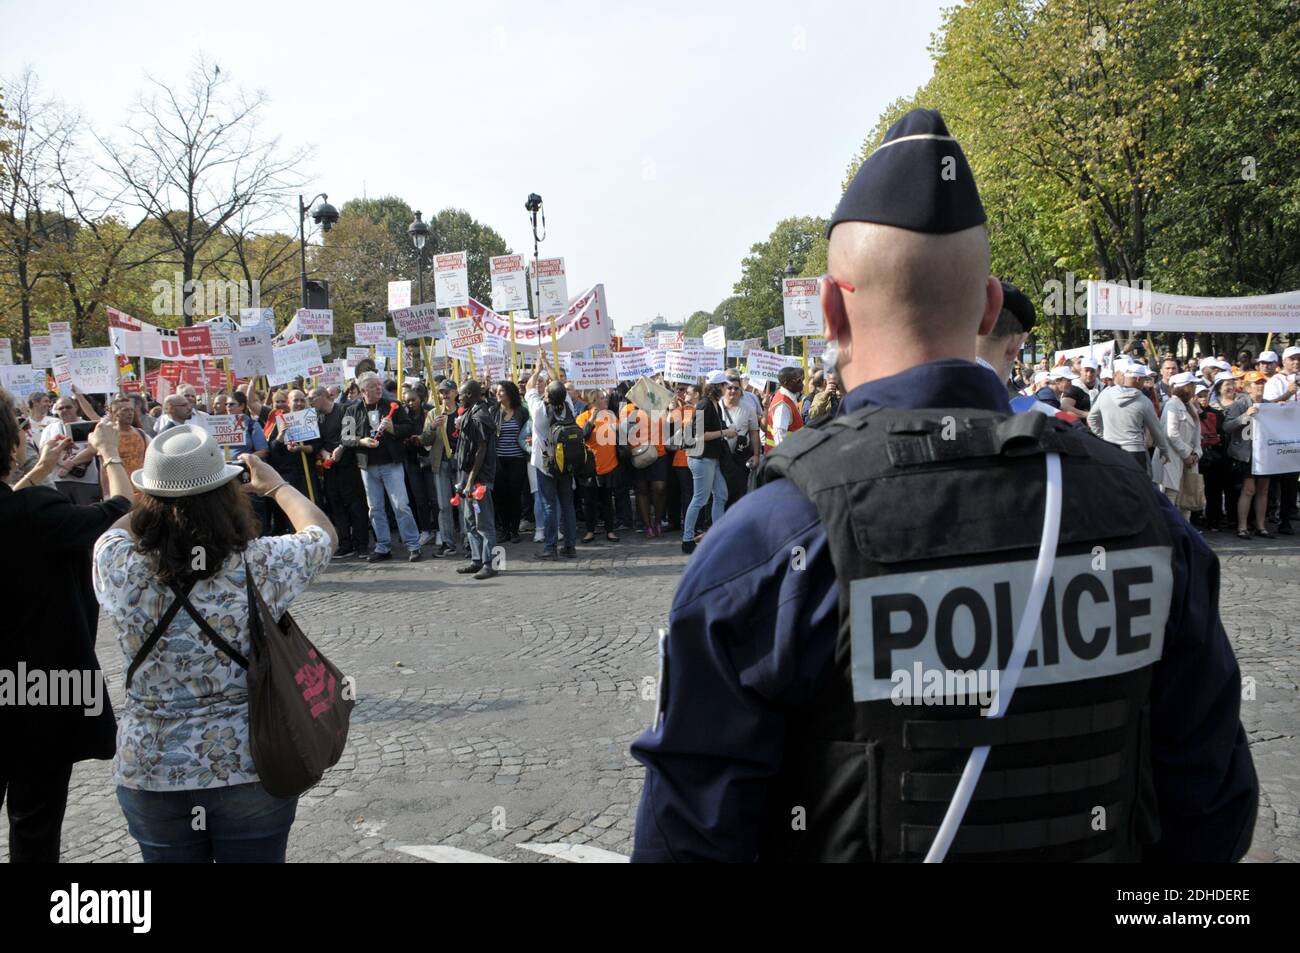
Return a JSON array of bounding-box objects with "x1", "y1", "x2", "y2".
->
[{"x1": 1087, "y1": 385, "x2": 1173, "y2": 455}]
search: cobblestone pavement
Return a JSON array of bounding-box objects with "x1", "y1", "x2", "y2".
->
[{"x1": 5, "y1": 527, "x2": 1295, "y2": 863}]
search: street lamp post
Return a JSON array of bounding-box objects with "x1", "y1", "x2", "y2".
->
[
  {"x1": 408, "y1": 210, "x2": 431, "y2": 379},
  {"x1": 525, "y1": 193, "x2": 554, "y2": 370},
  {"x1": 784, "y1": 259, "x2": 797, "y2": 361},
  {"x1": 298, "y1": 193, "x2": 339, "y2": 309}
]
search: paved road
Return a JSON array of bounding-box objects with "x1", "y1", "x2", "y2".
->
[{"x1": 5, "y1": 529, "x2": 1295, "y2": 863}]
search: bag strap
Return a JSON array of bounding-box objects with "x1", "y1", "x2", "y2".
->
[
  {"x1": 171, "y1": 582, "x2": 250, "y2": 671},
  {"x1": 125, "y1": 585, "x2": 191, "y2": 691}
]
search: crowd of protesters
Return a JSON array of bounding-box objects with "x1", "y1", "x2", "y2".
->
[{"x1": 1005, "y1": 344, "x2": 1300, "y2": 540}]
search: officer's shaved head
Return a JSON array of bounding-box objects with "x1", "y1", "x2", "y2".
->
[{"x1": 824, "y1": 222, "x2": 1002, "y2": 390}]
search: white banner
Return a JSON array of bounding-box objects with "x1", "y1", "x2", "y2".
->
[
  {"x1": 316, "y1": 360, "x2": 347, "y2": 391},
  {"x1": 390, "y1": 302, "x2": 441, "y2": 340},
  {"x1": 269, "y1": 339, "x2": 324, "y2": 386},
  {"x1": 434, "y1": 252, "x2": 469, "y2": 310},
  {"x1": 239, "y1": 308, "x2": 276, "y2": 334},
  {"x1": 615, "y1": 348, "x2": 654, "y2": 380},
  {"x1": 767, "y1": 325, "x2": 785, "y2": 349},
  {"x1": 387, "y1": 280, "x2": 411, "y2": 312},
  {"x1": 1087, "y1": 280, "x2": 1300, "y2": 333},
  {"x1": 569, "y1": 357, "x2": 619, "y2": 387},
  {"x1": 1251, "y1": 403, "x2": 1300, "y2": 475},
  {"x1": 29, "y1": 335, "x2": 52, "y2": 369},
  {"x1": 783, "y1": 277, "x2": 821, "y2": 337},
  {"x1": 490, "y1": 254, "x2": 528, "y2": 313},
  {"x1": 533, "y1": 257, "x2": 568, "y2": 318},
  {"x1": 296, "y1": 309, "x2": 334, "y2": 336},
  {"x1": 725, "y1": 340, "x2": 746, "y2": 359},
  {"x1": 657, "y1": 331, "x2": 683, "y2": 350},
  {"x1": 346, "y1": 347, "x2": 370, "y2": 367},
  {"x1": 354, "y1": 322, "x2": 388, "y2": 346},
  {"x1": 0, "y1": 364, "x2": 44, "y2": 399},
  {"x1": 232, "y1": 332, "x2": 274, "y2": 377},
  {"x1": 68, "y1": 347, "x2": 119, "y2": 394},
  {"x1": 1054, "y1": 339, "x2": 1115, "y2": 370},
  {"x1": 703, "y1": 326, "x2": 726, "y2": 350},
  {"x1": 48, "y1": 322, "x2": 73, "y2": 354},
  {"x1": 744, "y1": 349, "x2": 787, "y2": 387},
  {"x1": 468, "y1": 285, "x2": 612, "y2": 354},
  {"x1": 664, "y1": 352, "x2": 697, "y2": 384}
]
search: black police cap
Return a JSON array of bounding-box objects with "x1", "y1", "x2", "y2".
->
[
  {"x1": 829, "y1": 108, "x2": 986, "y2": 237},
  {"x1": 999, "y1": 280, "x2": 1036, "y2": 333}
]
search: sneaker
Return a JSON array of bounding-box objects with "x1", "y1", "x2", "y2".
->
[
  {"x1": 331, "y1": 548, "x2": 356, "y2": 561},
  {"x1": 432, "y1": 542, "x2": 452, "y2": 558},
  {"x1": 561, "y1": 546, "x2": 576, "y2": 558},
  {"x1": 533, "y1": 530, "x2": 545, "y2": 543},
  {"x1": 408, "y1": 550, "x2": 423, "y2": 563},
  {"x1": 681, "y1": 540, "x2": 696, "y2": 555},
  {"x1": 456, "y1": 562, "x2": 483, "y2": 574},
  {"x1": 367, "y1": 551, "x2": 392, "y2": 563},
  {"x1": 473, "y1": 565, "x2": 499, "y2": 580},
  {"x1": 418, "y1": 530, "x2": 433, "y2": 547}
]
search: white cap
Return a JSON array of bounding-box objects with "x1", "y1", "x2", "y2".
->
[
  {"x1": 1284, "y1": 346, "x2": 1300, "y2": 360},
  {"x1": 705, "y1": 370, "x2": 729, "y2": 385},
  {"x1": 1049, "y1": 368, "x2": 1073, "y2": 381},
  {"x1": 1171, "y1": 371, "x2": 1197, "y2": 386},
  {"x1": 1100, "y1": 366, "x2": 1115, "y2": 379},
  {"x1": 1213, "y1": 371, "x2": 1236, "y2": 387},
  {"x1": 1195, "y1": 383, "x2": 1209, "y2": 394},
  {"x1": 1259, "y1": 350, "x2": 1280, "y2": 363},
  {"x1": 1129, "y1": 365, "x2": 1153, "y2": 378},
  {"x1": 1032, "y1": 370, "x2": 1050, "y2": 385},
  {"x1": 1079, "y1": 358, "x2": 1097, "y2": 370}
]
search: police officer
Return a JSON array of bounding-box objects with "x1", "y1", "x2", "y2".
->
[
  {"x1": 975, "y1": 280, "x2": 1033, "y2": 399},
  {"x1": 630, "y1": 108, "x2": 1258, "y2": 863}
]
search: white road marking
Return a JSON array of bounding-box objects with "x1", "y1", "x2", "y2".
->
[
  {"x1": 396, "y1": 845, "x2": 506, "y2": 863},
  {"x1": 517, "y1": 843, "x2": 630, "y2": 863}
]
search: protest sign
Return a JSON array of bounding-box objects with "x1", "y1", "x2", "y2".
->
[
  {"x1": 1087, "y1": 280, "x2": 1300, "y2": 334},
  {"x1": 232, "y1": 331, "x2": 274, "y2": 377},
  {"x1": 374, "y1": 338, "x2": 399, "y2": 368},
  {"x1": 0, "y1": 339, "x2": 11, "y2": 364},
  {"x1": 726, "y1": 340, "x2": 746, "y2": 359},
  {"x1": 354, "y1": 322, "x2": 388, "y2": 345},
  {"x1": 296, "y1": 309, "x2": 334, "y2": 336},
  {"x1": 447, "y1": 317, "x2": 484, "y2": 351},
  {"x1": 239, "y1": 308, "x2": 276, "y2": 334},
  {"x1": 569, "y1": 357, "x2": 619, "y2": 387},
  {"x1": 179, "y1": 365, "x2": 228, "y2": 391},
  {"x1": 694, "y1": 348, "x2": 726, "y2": 375},
  {"x1": 627, "y1": 376, "x2": 675, "y2": 415},
  {"x1": 207, "y1": 414, "x2": 246, "y2": 446},
  {"x1": 468, "y1": 286, "x2": 611, "y2": 354},
  {"x1": 52, "y1": 354, "x2": 72, "y2": 394},
  {"x1": 387, "y1": 281, "x2": 411, "y2": 312},
  {"x1": 647, "y1": 349, "x2": 667, "y2": 374},
  {"x1": 703, "y1": 326, "x2": 726, "y2": 350},
  {"x1": 282, "y1": 408, "x2": 321, "y2": 443},
  {"x1": 1251, "y1": 403, "x2": 1300, "y2": 475},
  {"x1": 657, "y1": 331, "x2": 684, "y2": 350},
  {"x1": 744, "y1": 348, "x2": 787, "y2": 387},
  {"x1": 806, "y1": 337, "x2": 828, "y2": 362},
  {"x1": 533, "y1": 257, "x2": 568, "y2": 318},
  {"x1": 68, "y1": 347, "x2": 119, "y2": 393},
  {"x1": 48, "y1": 322, "x2": 74, "y2": 354},
  {"x1": 269, "y1": 339, "x2": 324, "y2": 386},
  {"x1": 434, "y1": 252, "x2": 469, "y2": 309},
  {"x1": 490, "y1": 254, "x2": 528, "y2": 312},
  {"x1": 390, "y1": 302, "x2": 441, "y2": 340},
  {"x1": 783, "y1": 278, "x2": 821, "y2": 337},
  {"x1": 621, "y1": 333, "x2": 645, "y2": 349},
  {"x1": 177, "y1": 325, "x2": 213, "y2": 357},
  {"x1": 29, "y1": 335, "x2": 52, "y2": 369},
  {"x1": 664, "y1": 351, "x2": 697, "y2": 384},
  {"x1": 0, "y1": 364, "x2": 44, "y2": 399},
  {"x1": 345, "y1": 346, "x2": 371, "y2": 367},
  {"x1": 315, "y1": 360, "x2": 346, "y2": 391}
]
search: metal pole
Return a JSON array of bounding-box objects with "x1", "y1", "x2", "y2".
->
[{"x1": 298, "y1": 195, "x2": 309, "y2": 309}]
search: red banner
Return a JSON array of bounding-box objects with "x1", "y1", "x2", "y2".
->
[{"x1": 177, "y1": 325, "x2": 213, "y2": 357}]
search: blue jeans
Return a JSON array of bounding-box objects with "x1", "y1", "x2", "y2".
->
[
  {"x1": 433, "y1": 457, "x2": 458, "y2": 546},
  {"x1": 537, "y1": 469, "x2": 577, "y2": 552},
  {"x1": 117, "y1": 782, "x2": 297, "y2": 863},
  {"x1": 361, "y1": 462, "x2": 421, "y2": 553},
  {"x1": 462, "y1": 481, "x2": 497, "y2": 565},
  {"x1": 684, "y1": 456, "x2": 728, "y2": 542}
]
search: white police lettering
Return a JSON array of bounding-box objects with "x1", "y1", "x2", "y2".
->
[{"x1": 849, "y1": 547, "x2": 1172, "y2": 703}]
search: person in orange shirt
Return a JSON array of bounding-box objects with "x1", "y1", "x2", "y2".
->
[
  {"x1": 669, "y1": 385, "x2": 697, "y2": 532},
  {"x1": 620, "y1": 398, "x2": 668, "y2": 537},
  {"x1": 576, "y1": 389, "x2": 620, "y2": 543}
]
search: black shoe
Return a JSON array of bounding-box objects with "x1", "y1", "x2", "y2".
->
[
  {"x1": 535, "y1": 550, "x2": 558, "y2": 560},
  {"x1": 367, "y1": 551, "x2": 392, "y2": 563},
  {"x1": 681, "y1": 540, "x2": 696, "y2": 555},
  {"x1": 408, "y1": 550, "x2": 423, "y2": 562},
  {"x1": 332, "y1": 548, "x2": 356, "y2": 561},
  {"x1": 473, "y1": 565, "x2": 498, "y2": 580},
  {"x1": 1280, "y1": 523, "x2": 1294, "y2": 536},
  {"x1": 432, "y1": 542, "x2": 453, "y2": 558},
  {"x1": 456, "y1": 562, "x2": 483, "y2": 574},
  {"x1": 561, "y1": 546, "x2": 576, "y2": 558}
]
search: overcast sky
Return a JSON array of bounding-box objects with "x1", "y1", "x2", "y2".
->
[{"x1": 2, "y1": 0, "x2": 948, "y2": 333}]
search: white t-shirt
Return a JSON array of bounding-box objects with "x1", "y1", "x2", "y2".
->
[
  {"x1": 39, "y1": 419, "x2": 99, "y2": 485},
  {"x1": 719, "y1": 399, "x2": 760, "y2": 453},
  {"x1": 155, "y1": 409, "x2": 210, "y2": 434},
  {"x1": 1263, "y1": 372, "x2": 1296, "y2": 403}
]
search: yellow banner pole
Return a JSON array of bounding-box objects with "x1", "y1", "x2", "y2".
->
[
  {"x1": 509, "y1": 312, "x2": 518, "y2": 384},
  {"x1": 397, "y1": 340, "x2": 405, "y2": 395},
  {"x1": 1264, "y1": 332, "x2": 1274, "y2": 355},
  {"x1": 224, "y1": 357, "x2": 233, "y2": 395},
  {"x1": 300, "y1": 451, "x2": 316, "y2": 503},
  {"x1": 802, "y1": 336, "x2": 808, "y2": 375},
  {"x1": 550, "y1": 316, "x2": 559, "y2": 373}
]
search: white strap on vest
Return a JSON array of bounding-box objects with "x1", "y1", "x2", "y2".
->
[{"x1": 924, "y1": 451, "x2": 1064, "y2": 863}]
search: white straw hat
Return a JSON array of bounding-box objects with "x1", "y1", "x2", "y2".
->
[{"x1": 132, "y1": 424, "x2": 244, "y2": 498}]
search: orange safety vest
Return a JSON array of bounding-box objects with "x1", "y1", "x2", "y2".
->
[{"x1": 765, "y1": 391, "x2": 804, "y2": 447}]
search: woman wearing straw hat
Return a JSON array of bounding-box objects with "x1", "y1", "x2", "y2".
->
[{"x1": 92, "y1": 424, "x2": 338, "y2": 862}]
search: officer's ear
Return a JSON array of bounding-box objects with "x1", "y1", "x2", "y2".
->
[
  {"x1": 821, "y1": 276, "x2": 850, "y2": 346},
  {"x1": 978, "y1": 276, "x2": 1003, "y2": 337}
]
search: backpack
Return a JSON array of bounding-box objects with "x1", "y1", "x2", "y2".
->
[{"x1": 547, "y1": 406, "x2": 593, "y2": 477}]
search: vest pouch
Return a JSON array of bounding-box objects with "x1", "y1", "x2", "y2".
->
[{"x1": 764, "y1": 738, "x2": 881, "y2": 863}]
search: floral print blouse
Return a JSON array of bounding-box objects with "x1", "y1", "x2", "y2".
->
[{"x1": 92, "y1": 526, "x2": 333, "y2": 791}]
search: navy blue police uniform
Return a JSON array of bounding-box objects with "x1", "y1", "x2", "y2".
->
[{"x1": 629, "y1": 109, "x2": 1258, "y2": 863}]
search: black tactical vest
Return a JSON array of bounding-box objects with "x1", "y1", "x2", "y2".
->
[{"x1": 757, "y1": 406, "x2": 1172, "y2": 862}]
